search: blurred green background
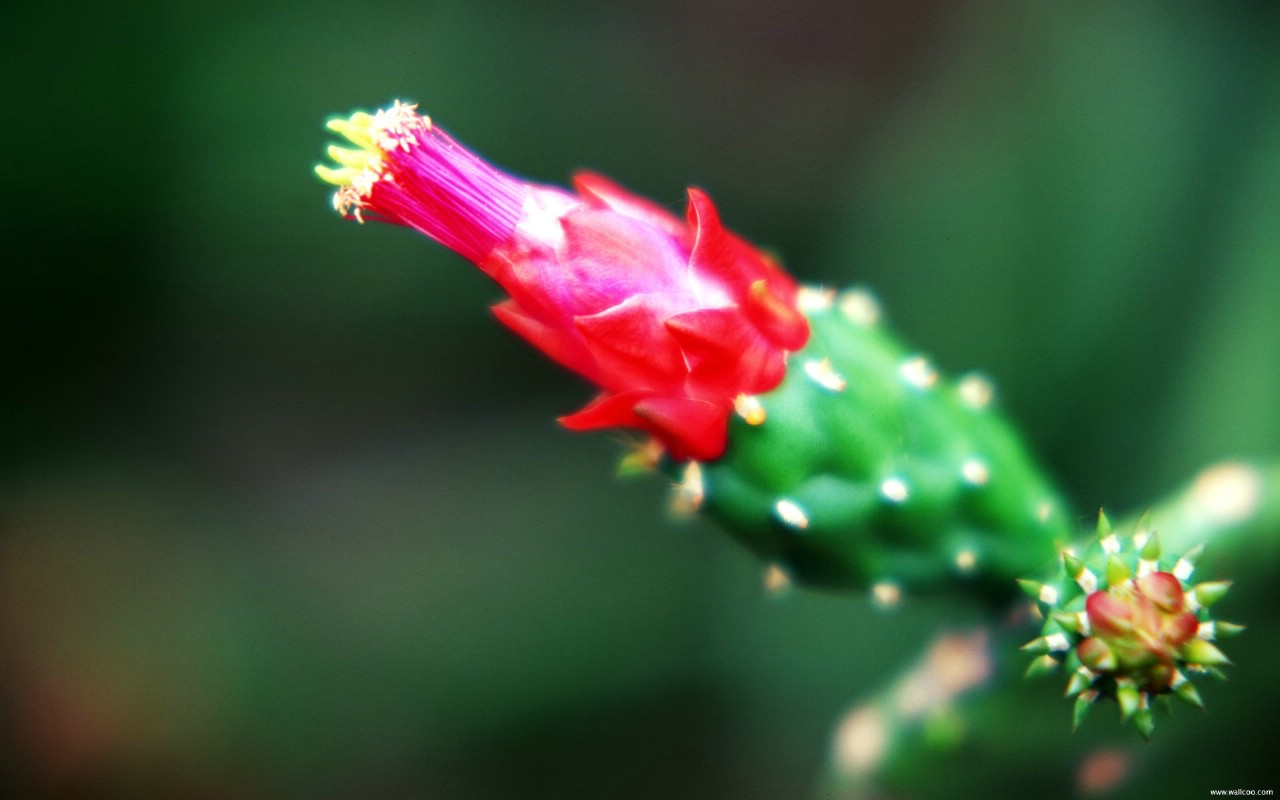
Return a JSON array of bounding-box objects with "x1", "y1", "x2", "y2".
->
[{"x1": 5, "y1": 1, "x2": 1280, "y2": 797}]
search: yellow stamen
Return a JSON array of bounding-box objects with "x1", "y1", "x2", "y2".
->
[
  {"x1": 314, "y1": 164, "x2": 360, "y2": 186},
  {"x1": 326, "y1": 113, "x2": 378, "y2": 150},
  {"x1": 326, "y1": 144, "x2": 379, "y2": 171},
  {"x1": 317, "y1": 110, "x2": 388, "y2": 192}
]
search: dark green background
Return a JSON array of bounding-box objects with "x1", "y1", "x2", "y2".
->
[{"x1": 5, "y1": 1, "x2": 1280, "y2": 797}]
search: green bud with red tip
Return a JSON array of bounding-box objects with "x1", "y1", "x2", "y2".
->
[{"x1": 1021, "y1": 511, "x2": 1242, "y2": 739}]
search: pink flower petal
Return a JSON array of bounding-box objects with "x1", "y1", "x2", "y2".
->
[{"x1": 633, "y1": 396, "x2": 729, "y2": 462}]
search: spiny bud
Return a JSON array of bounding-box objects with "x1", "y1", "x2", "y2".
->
[{"x1": 1020, "y1": 512, "x2": 1241, "y2": 739}]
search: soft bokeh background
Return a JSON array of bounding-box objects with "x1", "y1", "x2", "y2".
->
[{"x1": 6, "y1": 1, "x2": 1280, "y2": 798}]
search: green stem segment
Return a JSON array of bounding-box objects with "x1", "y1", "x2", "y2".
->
[{"x1": 682, "y1": 288, "x2": 1071, "y2": 601}]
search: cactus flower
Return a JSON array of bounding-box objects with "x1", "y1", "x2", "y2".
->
[{"x1": 316, "y1": 101, "x2": 809, "y2": 461}]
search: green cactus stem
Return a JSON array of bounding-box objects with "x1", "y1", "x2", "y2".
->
[{"x1": 666, "y1": 287, "x2": 1072, "y2": 601}]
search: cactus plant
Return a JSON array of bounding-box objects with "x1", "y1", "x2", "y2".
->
[{"x1": 316, "y1": 100, "x2": 1264, "y2": 795}]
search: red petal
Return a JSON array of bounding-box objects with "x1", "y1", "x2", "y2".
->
[
  {"x1": 685, "y1": 189, "x2": 798, "y2": 293},
  {"x1": 1086, "y1": 591, "x2": 1134, "y2": 638},
  {"x1": 686, "y1": 188, "x2": 748, "y2": 288},
  {"x1": 1163, "y1": 611, "x2": 1199, "y2": 648},
  {"x1": 665, "y1": 307, "x2": 786, "y2": 395},
  {"x1": 633, "y1": 396, "x2": 728, "y2": 461},
  {"x1": 491, "y1": 300, "x2": 597, "y2": 380},
  {"x1": 481, "y1": 244, "x2": 574, "y2": 329},
  {"x1": 556, "y1": 207, "x2": 689, "y2": 316},
  {"x1": 1137, "y1": 572, "x2": 1185, "y2": 612},
  {"x1": 572, "y1": 172, "x2": 688, "y2": 241},
  {"x1": 685, "y1": 190, "x2": 809, "y2": 352},
  {"x1": 574, "y1": 296, "x2": 687, "y2": 390},
  {"x1": 664, "y1": 307, "x2": 751, "y2": 369},
  {"x1": 558, "y1": 391, "x2": 649, "y2": 431},
  {"x1": 744, "y1": 279, "x2": 810, "y2": 351}
]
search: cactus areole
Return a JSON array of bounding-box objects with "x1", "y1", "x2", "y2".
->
[{"x1": 317, "y1": 101, "x2": 808, "y2": 462}]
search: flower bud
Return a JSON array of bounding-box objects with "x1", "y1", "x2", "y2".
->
[{"x1": 318, "y1": 101, "x2": 809, "y2": 460}]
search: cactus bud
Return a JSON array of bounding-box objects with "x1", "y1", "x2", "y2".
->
[{"x1": 1020, "y1": 516, "x2": 1241, "y2": 738}]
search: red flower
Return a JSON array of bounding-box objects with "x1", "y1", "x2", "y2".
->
[{"x1": 317, "y1": 101, "x2": 809, "y2": 460}]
